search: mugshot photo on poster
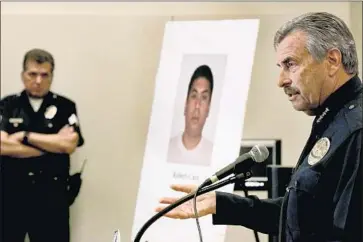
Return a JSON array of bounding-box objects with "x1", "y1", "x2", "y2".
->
[{"x1": 167, "y1": 54, "x2": 227, "y2": 167}]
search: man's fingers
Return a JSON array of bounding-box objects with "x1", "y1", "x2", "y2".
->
[
  {"x1": 155, "y1": 206, "x2": 191, "y2": 219},
  {"x1": 155, "y1": 205, "x2": 168, "y2": 213},
  {"x1": 171, "y1": 184, "x2": 197, "y2": 194},
  {"x1": 164, "y1": 211, "x2": 190, "y2": 219},
  {"x1": 59, "y1": 125, "x2": 69, "y2": 133},
  {"x1": 159, "y1": 197, "x2": 179, "y2": 204}
]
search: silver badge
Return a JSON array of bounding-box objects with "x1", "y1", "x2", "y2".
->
[
  {"x1": 308, "y1": 137, "x2": 330, "y2": 165},
  {"x1": 45, "y1": 105, "x2": 57, "y2": 119}
]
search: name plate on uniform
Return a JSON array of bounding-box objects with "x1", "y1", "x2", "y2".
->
[{"x1": 9, "y1": 118, "x2": 23, "y2": 124}]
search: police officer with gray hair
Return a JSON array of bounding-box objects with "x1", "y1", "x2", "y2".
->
[
  {"x1": 156, "y1": 12, "x2": 362, "y2": 242},
  {"x1": 0, "y1": 48, "x2": 85, "y2": 242}
]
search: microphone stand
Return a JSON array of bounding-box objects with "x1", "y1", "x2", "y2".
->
[{"x1": 133, "y1": 171, "x2": 253, "y2": 242}]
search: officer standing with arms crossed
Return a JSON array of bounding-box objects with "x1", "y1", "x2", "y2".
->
[
  {"x1": 156, "y1": 12, "x2": 362, "y2": 242},
  {"x1": 0, "y1": 48, "x2": 85, "y2": 242}
]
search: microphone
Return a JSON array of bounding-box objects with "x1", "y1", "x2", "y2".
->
[
  {"x1": 133, "y1": 145, "x2": 269, "y2": 242},
  {"x1": 200, "y1": 145, "x2": 269, "y2": 188}
]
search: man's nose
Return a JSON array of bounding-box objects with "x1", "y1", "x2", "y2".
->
[
  {"x1": 278, "y1": 70, "x2": 292, "y2": 88},
  {"x1": 35, "y1": 75, "x2": 42, "y2": 84},
  {"x1": 195, "y1": 98, "x2": 201, "y2": 108}
]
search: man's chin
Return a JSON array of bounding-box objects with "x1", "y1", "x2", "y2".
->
[
  {"x1": 292, "y1": 104, "x2": 316, "y2": 116},
  {"x1": 302, "y1": 110, "x2": 316, "y2": 116},
  {"x1": 27, "y1": 90, "x2": 47, "y2": 99},
  {"x1": 185, "y1": 125, "x2": 202, "y2": 134}
]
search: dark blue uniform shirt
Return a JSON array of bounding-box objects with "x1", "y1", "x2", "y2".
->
[
  {"x1": 0, "y1": 90, "x2": 85, "y2": 179},
  {"x1": 212, "y1": 75, "x2": 362, "y2": 242},
  {"x1": 0, "y1": 90, "x2": 85, "y2": 241}
]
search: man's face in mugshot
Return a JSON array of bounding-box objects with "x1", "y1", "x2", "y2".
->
[
  {"x1": 184, "y1": 77, "x2": 212, "y2": 137},
  {"x1": 276, "y1": 31, "x2": 328, "y2": 115},
  {"x1": 22, "y1": 60, "x2": 52, "y2": 98}
]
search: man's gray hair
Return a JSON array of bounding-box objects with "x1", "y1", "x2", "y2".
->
[{"x1": 274, "y1": 12, "x2": 358, "y2": 75}]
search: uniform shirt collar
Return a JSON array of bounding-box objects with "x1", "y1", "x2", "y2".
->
[{"x1": 314, "y1": 75, "x2": 362, "y2": 124}]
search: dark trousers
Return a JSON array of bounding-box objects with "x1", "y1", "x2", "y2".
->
[{"x1": 1, "y1": 172, "x2": 70, "y2": 242}]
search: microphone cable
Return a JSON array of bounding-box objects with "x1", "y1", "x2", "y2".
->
[
  {"x1": 242, "y1": 188, "x2": 260, "y2": 242},
  {"x1": 193, "y1": 182, "x2": 206, "y2": 242},
  {"x1": 192, "y1": 183, "x2": 261, "y2": 242}
]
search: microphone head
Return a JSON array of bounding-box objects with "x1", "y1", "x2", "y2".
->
[{"x1": 249, "y1": 145, "x2": 269, "y2": 163}]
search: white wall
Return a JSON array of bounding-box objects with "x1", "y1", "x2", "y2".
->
[{"x1": 1, "y1": 2, "x2": 358, "y2": 242}]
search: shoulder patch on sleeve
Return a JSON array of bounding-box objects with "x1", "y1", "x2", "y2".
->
[{"x1": 68, "y1": 113, "x2": 79, "y2": 126}]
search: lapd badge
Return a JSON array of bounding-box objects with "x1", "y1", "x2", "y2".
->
[
  {"x1": 45, "y1": 105, "x2": 57, "y2": 119},
  {"x1": 308, "y1": 137, "x2": 330, "y2": 165}
]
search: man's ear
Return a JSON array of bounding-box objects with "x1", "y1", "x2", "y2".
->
[
  {"x1": 184, "y1": 99, "x2": 187, "y2": 116},
  {"x1": 20, "y1": 71, "x2": 25, "y2": 83},
  {"x1": 205, "y1": 101, "x2": 211, "y2": 118},
  {"x1": 207, "y1": 96, "x2": 212, "y2": 117},
  {"x1": 326, "y1": 48, "x2": 342, "y2": 77}
]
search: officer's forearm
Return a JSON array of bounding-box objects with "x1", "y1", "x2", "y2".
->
[
  {"x1": 27, "y1": 132, "x2": 79, "y2": 154},
  {"x1": 212, "y1": 192, "x2": 283, "y2": 235},
  {"x1": 0, "y1": 132, "x2": 44, "y2": 158}
]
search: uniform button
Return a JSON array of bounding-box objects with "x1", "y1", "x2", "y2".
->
[
  {"x1": 53, "y1": 94, "x2": 57, "y2": 99},
  {"x1": 54, "y1": 177, "x2": 58, "y2": 181},
  {"x1": 28, "y1": 172, "x2": 34, "y2": 176},
  {"x1": 349, "y1": 104, "x2": 355, "y2": 110},
  {"x1": 48, "y1": 123, "x2": 53, "y2": 128}
]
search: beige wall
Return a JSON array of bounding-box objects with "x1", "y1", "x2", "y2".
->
[
  {"x1": 1, "y1": 2, "x2": 360, "y2": 242},
  {"x1": 351, "y1": 2, "x2": 363, "y2": 78}
]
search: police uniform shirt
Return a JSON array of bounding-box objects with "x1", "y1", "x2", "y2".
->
[
  {"x1": 0, "y1": 90, "x2": 85, "y2": 177},
  {"x1": 211, "y1": 75, "x2": 362, "y2": 242}
]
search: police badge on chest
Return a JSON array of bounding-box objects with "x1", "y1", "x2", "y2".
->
[
  {"x1": 44, "y1": 105, "x2": 57, "y2": 129},
  {"x1": 308, "y1": 137, "x2": 331, "y2": 166}
]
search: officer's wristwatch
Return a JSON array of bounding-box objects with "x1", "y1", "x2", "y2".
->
[{"x1": 22, "y1": 131, "x2": 30, "y2": 145}]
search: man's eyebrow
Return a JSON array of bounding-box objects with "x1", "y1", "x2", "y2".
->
[
  {"x1": 191, "y1": 88, "x2": 210, "y2": 93},
  {"x1": 28, "y1": 70, "x2": 49, "y2": 73},
  {"x1": 277, "y1": 57, "x2": 293, "y2": 67}
]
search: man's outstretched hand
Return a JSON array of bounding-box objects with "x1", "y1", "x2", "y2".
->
[{"x1": 155, "y1": 184, "x2": 217, "y2": 219}]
